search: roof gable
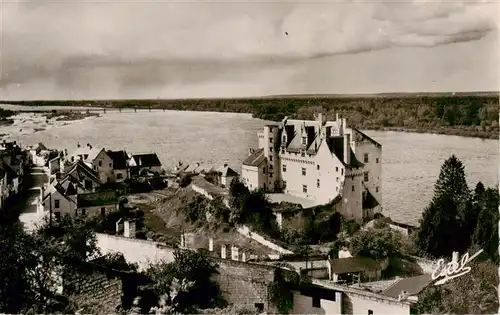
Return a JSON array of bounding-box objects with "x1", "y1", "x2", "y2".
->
[
  {"x1": 242, "y1": 148, "x2": 266, "y2": 167},
  {"x1": 382, "y1": 274, "x2": 433, "y2": 298},
  {"x1": 66, "y1": 160, "x2": 101, "y2": 184},
  {"x1": 131, "y1": 153, "x2": 162, "y2": 168},
  {"x1": 107, "y1": 150, "x2": 128, "y2": 169}
]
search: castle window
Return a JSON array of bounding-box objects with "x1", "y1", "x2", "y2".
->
[
  {"x1": 269, "y1": 147, "x2": 273, "y2": 152},
  {"x1": 302, "y1": 168, "x2": 306, "y2": 176},
  {"x1": 317, "y1": 179, "x2": 320, "y2": 188},
  {"x1": 301, "y1": 151, "x2": 305, "y2": 157},
  {"x1": 341, "y1": 168, "x2": 344, "y2": 175},
  {"x1": 303, "y1": 185, "x2": 308, "y2": 193},
  {"x1": 312, "y1": 296, "x2": 321, "y2": 308},
  {"x1": 336, "y1": 177, "x2": 339, "y2": 182},
  {"x1": 364, "y1": 172, "x2": 369, "y2": 182},
  {"x1": 317, "y1": 165, "x2": 320, "y2": 170},
  {"x1": 270, "y1": 138, "x2": 273, "y2": 143},
  {"x1": 368, "y1": 310, "x2": 373, "y2": 315},
  {"x1": 364, "y1": 153, "x2": 369, "y2": 163},
  {"x1": 376, "y1": 187, "x2": 379, "y2": 193},
  {"x1": 376, "y1": 158, "x2": 379, "y2": 163},
  {"x1": 269, "y1": 173, "x2": 273, "y2": 178},
  {"x1": 282, "y1": 181, "x2": 287, "y2": 188},
  {"x1": 283, "y1": 165, "x2": 287, "y2": 172},
  {"x1": 335, "y1": 166, "x2": 338, "y2": 172},
  {"x1": 352, "y1": 185, "x2": 355, "y2": 192},
  {"x1": 270, "y1": 156, "x2": 273, "y2": 162},
  {"x1": 255, "y1": 303, "x2": 264, "y2": 313}
]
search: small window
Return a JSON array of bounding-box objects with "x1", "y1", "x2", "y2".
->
[
  {"x1": 335, "y1": 166, "x2": 339, "y2": 172},
  {"x1": 368, "y1": 310, "x2": 373, "y2": 315},
  {"x1": 54, "y1": 212, "x2": 61, "y2": 221},
  {"x1": 269, "y1": 173, "x2": 273, "y2": 178},
  {"x1": 302, "y1": 168, "x2": 306, "y2": 176},
  {"x1": 270, "y1": 138, "x2": 273, "y2": 143},
  {"x1": 270, "y1": 156, "x2": 273, "y2": 162},
  {"x1": 269, "y1": 147, "x2": 273, "y2": 152},
  {"x1": 109, "y1": 163, "x2": 112, "y2": 167},
  {"x1": 281, "y1": 148, "x2": 285, "y2": 154},
  {"x1": 317, "y1": 179, "x2": 320, "y2": 188},
  {"x1": 282, "y1": 181, "x2": 287, "y2": 188},
  {"x1": 352, "y1": 185, "x2": 355, "y2": 192},
  {"x1": 283, "y1": 165, "x2": 287, "y2": 172},
  {"x1": 117, "y1": 173, "x2": 123, "y2": 179},
  {"x1": 376, "y1": 187, "x2": 379, "y2": 193},
  {"x1": 282, "y1": 136, "x2": 286, "y2": 143},
  {"x1": 376, "y1": 158, "x2": 379, "y2": 164},
  {"x1": 263, "y1": 168, "x2": 266, "y2": 174},
  {"x1": 81, "y1": 208, "x2": 87, "y2": 216},
  {"x1": 301, "y1": 151, "x2": 305, "y2": 157},
  {"x1": 336, "y1": 177, "x2": 339, "y2": 182},
  {"x1": 341, "y1": 168, "x2": 344, "y2": 175},
  {"x1": 317, "y1": 165, "x2": 320, "y2": 170},
  {"x1": 303, "y1": 185, "x2": 308, "y2": 193},
  {"x1": 54, "y1": 199, "x2": 60, "y2": 209},
  {"x1": 312, "y1": 296, "x2": 321, "y2": 308},
  {"x1": 364, "y1": 172, "x2": 369, "y2": 182},
  {"x1": 101, "y1": 207, "x2": 106, "y2": 216},
  {"x1": 302, "y1": 137, "x2": 307, "y2": 145},
  {"x1": 255, "y1": 303, "x2": 264, "y2": 313},
  {"x1": 364, "y1": 153, "x2": 369, "y2": 163}
]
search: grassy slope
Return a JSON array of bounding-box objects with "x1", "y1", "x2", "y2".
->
[{"x1": 1, "y1": 92, "x2": 498, "y2": 139}]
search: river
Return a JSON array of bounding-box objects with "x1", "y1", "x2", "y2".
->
[{"x1": 1, "y1": 107, "x2": 497, "y2": 226}]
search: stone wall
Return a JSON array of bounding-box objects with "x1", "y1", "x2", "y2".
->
[
  {"x1": 237, "y1": 225, "x2": 293, "y2": 255},
  {"x1": 63, "y1": 264, "x2": 125, "y2": 313},
  {"x1": 211, "y1": 258, "x2": 278, "y2": 313}
]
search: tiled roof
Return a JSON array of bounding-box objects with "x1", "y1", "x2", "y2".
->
[
  {"x1": 352, "y1": 128, "x2": 382, "y2": 148},
  {"x1": 382, "y1": 274, "x2": 433, "y2": 298},
  {"x1": 242, "y1": 148, "x2": 266, "y2": 167},
  {"x1": 65, "y1": 160, "x2": 101, "y2": 183},
  {"x1": 213, "y1": 165, "x2": 239, "y2": 177},
  {"x1": 329, "y1": 257, "x2": 381, "y2": 274},
  {"x1": 0, "y1": 162, "x2": 18, "y2": 182},
  {"x1": 107, "y1": 150, "x2": 128, "y2": 169},
  {"x1": 362, "y1": 188, "x2": 379, "y2": 209},
  {"x1": 131, "y1": 153, "x2": 162, "y2": 168},
  {"x1": 77, "y1": 191, "x2": 118, "y2": 208}
]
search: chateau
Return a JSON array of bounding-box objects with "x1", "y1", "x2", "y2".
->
[{"x1": 241, "y1": 113, "x2": 382, "y2": 222}]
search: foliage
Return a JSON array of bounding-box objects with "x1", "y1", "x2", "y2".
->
[
  {"x1": 98, "y1": 253, "x2": 139, "y2": 272},
  {"x1": 432, "y1": 155, "x2": 470, "y2": 204},
  {"x1": 413, "y1": 259, "x2": 498, "y2": 314},
  {"x1": 416, "y1": 156, "x2": 499, "y2": 260},
  {"x1": 268, "y1": 268, "x2": 297, "y2": 314},
  {"x1": 349, "y1": 227, "x2": 402, "y2": 260},
  {"x1": 144, "y1": 249, "x2": 222, "y2": 313},
  {"x1": 179, "y1": 174, "x2": 192, "y2": 188}
]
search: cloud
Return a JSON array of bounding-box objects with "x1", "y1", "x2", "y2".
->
[{"x1": 0, "y1": 0, "x2": 498, "y2": 98}]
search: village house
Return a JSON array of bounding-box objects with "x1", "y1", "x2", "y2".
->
[
  {"x1": 241, "y1": 113, "x2": 382, "y2": 223},
  {"x1": 92, "y1": 149, "x2": 130, "y2": 183},
  {"x1": 42, "y1": 184, "x2": 118, "y2": 219},
  {"x1": 67, "y1": 143, "x2": 99, "y2": 163},
  {"x1": 203, "y1": 163, "x2": 239, "y2": 188},
  {"x1": 327, "y1": 256, "x2": 389, "y2": 284},
  {"x1": 128, "y1": 152, "x2": 162, "y2": 176},
  {"x1": 61, "y1": 160, "x2": 102, "y2": 193}
]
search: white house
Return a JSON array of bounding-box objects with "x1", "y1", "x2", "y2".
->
[{"x1": 241, "y1": 113, "x2": 382, "y2": 222}]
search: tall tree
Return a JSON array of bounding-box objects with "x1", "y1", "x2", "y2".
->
[
  {"x1": 433, "y1": 155, "x2": 470, "y2": 204},
  {"x1": 472, "y1": 188, "x2": 499, "y2": 262}
]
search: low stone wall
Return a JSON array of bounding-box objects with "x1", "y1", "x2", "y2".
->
[
  {"x1": 63, "y1": 264, "x2": 124, "y2": 313},
  {"x1": 237, "y1": 225, "x2": 293, "y2": 256},
  {"x1": 96, "y1": 233, "x2": 175, "y2": 271}
]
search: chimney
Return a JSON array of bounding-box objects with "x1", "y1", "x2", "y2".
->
[
  {"x1": 231, "y1": 246, "x2": 239, "y2": 261},
  {"x1": 124, "y1": 220, "x2": 136, "y2": 238},
  {"x1": 180, "y1": 234, "x2": 186, "y2": 247},
  {"x1": 208, "y1": 238, "x2": 214, "y2": 252},
  {"x1": 342, "y1": 118, "x2": 347, "y2": 134},
  {"x1": 221, "y1": 245, "x2": 227, "y2": 259},
  {"x1": 248, "y1": 148, "x2": 254, "y2": 155},
  {"x1": 116, "y1": 218, "x2": 124, "y2": 234},
  {"x1": 343, "y1": 133, "x2": 351, "y2": 165},
  {"x1": 241, "y1": 251, "x2": 247, "y2": 262},
  {"x1": 336, "y1": 113, "x2": 339, "y2": 122}
]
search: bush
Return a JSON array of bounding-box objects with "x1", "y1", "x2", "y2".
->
[{"x1": 349, "y1": 227, "x2": 402, "y2": 260}]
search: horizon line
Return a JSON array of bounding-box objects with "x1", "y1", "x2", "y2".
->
[{"x1": 1, "y1": 91, "x2": 499, "y2": 103}]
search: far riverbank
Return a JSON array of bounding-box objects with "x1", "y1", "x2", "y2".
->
[{"x1": 1, "y1": 93, "x2": 499, "y2": 139}]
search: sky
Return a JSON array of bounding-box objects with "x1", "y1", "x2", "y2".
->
[{"x1": 0, "y1": 0, "x2": 499, "y2": 100}]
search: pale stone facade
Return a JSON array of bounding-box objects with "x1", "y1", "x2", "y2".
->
[{"x1": 241, "y1": 113, "x2": 382, "y2": 222}]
